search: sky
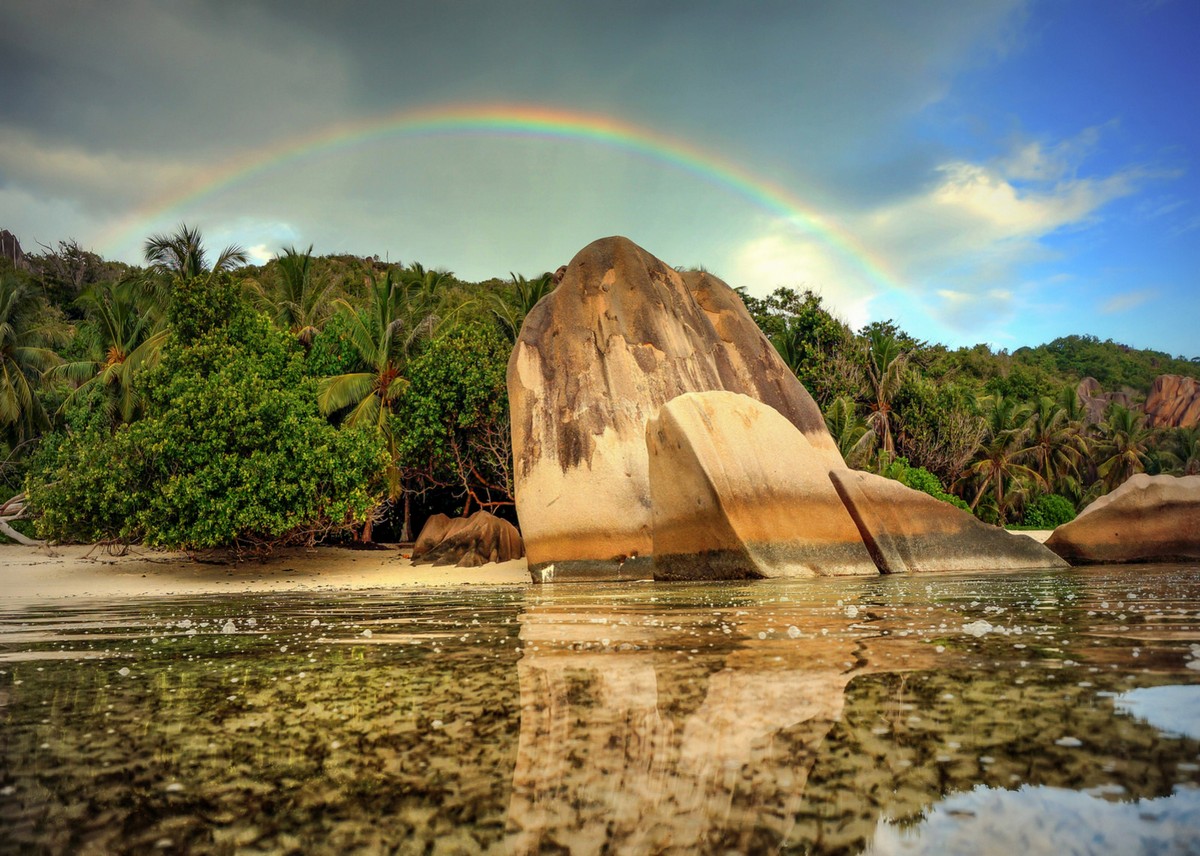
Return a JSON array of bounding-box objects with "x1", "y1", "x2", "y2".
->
[{"x1": 2, "y1": 0, "x2": 1198, "y2": 358}]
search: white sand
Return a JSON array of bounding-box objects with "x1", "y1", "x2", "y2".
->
[
  {"x1": 1, "y1": 531, "x2": 1058, "y2": 604},
  {"x1": 0, "y1": 543, "x2": 530, "y2": 603},
  {"x1": 1020, "y1": 530, "x2": 1054, "y2": 543}
]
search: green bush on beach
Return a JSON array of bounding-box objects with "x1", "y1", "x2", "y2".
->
[{"x1": 28, "y1": 275, "x2": 384, "y2": 549}]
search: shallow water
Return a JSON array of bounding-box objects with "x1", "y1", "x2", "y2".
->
[{"x1": 3, "y1": 565, "x2": 1200, "y2": 855}]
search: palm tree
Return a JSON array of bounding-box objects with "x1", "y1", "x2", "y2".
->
[
  {"x1": 864, "y1": 329, "x2": 910, "y2": 457},
  {"x1": 957, "y1": 395, "x2": 1044, "y2": 524},
  {"x1": 0, "y1": 273, "x2": 62, "y2": 444},
  {"x1": 317, "y1": 268, "x2": 438, "y2": 540},
  {"x1": 491, "y1": 272, "x2": 555, "y2": 342},
  {"x1": 1162, "y1": 426, "x2": 1200, "y2": 475},
  {"x1": 141, "y1": 223, "x2": 248, "y2": 315},
  {"x1": 1026, "y1": 394, "x2": 1088, "y2": 498},
  {"x1": 824, "y1": 396, "x2": 876, "y2": 468},
  {"x1": 252, "y1": 245, "x2": 336, "y2": 346},
  {"x1": 48, "y1": 279, "x2": 167, "y2": 424},
  {"x1": 1095, "y1": 404, "x2": 1156, "y2": 491},
  {"x1": 144, "y1": 223, "x2": 248, "y2": 279}
]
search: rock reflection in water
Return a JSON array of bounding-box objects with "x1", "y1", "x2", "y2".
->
[
  {"x1": 508, "y1": 597, "x2": 872, "y2": 853},
  {"x1": 506, "y1": 571, "x2": 1200, "y2": 853},
  {"x1": 3, "y1": 567, "x2": 1200, "y2": 853}
]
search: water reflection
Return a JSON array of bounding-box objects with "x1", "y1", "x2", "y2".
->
[
  {"x1": 2, "y1": 566, "x2": 1200, "y2": 853},
  {"x1": 868, "y1": 785, "x2": 1200, "y2": 855},
  {"x1": 1115, "y1": 685, "x2": 1200, "y2": 741}
]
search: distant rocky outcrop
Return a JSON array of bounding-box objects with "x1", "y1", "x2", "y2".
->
[
  {"x1": 1045, "y1": 473, "x2": 1200, "y2": 564},
  {"x1": 0, "y1": 229, "x2": 28, "y2": 270},
  {"x1": 1143, "y1": 374, "x2": 1200, "y2": 428},
  {"x1": 830, "y1": 470, "x2": 1068, "y2": 573},
  {"x1": 509, "y1": 236, "x2": 1066, "y2": 582},
  {"x1": 410, "y1": 510, "x2": 524, "y2": 568},
  {"x1": 1076, "y1": 377, "x2": 1134, "y2": 424},
  {"x1": 508, "y1": 236, "x2": 839, "y2": 582},
  {"x1": 648, "y1": 392, "x2": 877, "y2": 580}
]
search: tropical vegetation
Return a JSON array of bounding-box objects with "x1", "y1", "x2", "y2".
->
[{"x1": 2, "y1": 224, "x2": 1198, "y2": 550}]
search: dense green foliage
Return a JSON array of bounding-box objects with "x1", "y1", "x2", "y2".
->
[
  {"x1": 29, "y1": 274, "x2": 383, "y2": 549},
  {"x1": 395, "y1": 323, "x2": 512, "y2": 512},
  {"x1": 1021, "y1": 493, "x2": 1077, "y2": 529},
  {"x1": 5, "y1": 225, "x2": 1199, "y2": 548},
  {"x1": 740, "y1": 287, "x2": 861, "y2": 408},
  {"x1": 879, "y1": 457, "x2": 971, "y2": 511},
  {"x1": 1014, "y1": 334, "x2": 1200, "y2": 390}
]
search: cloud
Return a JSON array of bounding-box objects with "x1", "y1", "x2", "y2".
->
[
  {"x1": 934, "y1": 287, "x2": 1017, "y2": 330},
  {"x1": 1168, "y1": 214, "x2": 1200, "y2": 239},
  {"x1": 998, "y1": 123, "x2": 1112, "y2": 183},
  {"x1": 728, "y1": 227, "x2": 877, "y2": 331},
  {"x1": 1101, "y1": 288, "x2": 1158, "y2": 314},
  {"x1": 244, "y1": 244, "x2": 277, "y2": 265},
  {"x1": 864, "y1": 158, "x2": 1141, "y2": 271},
  {"x1": 728, "y1": 129, "x2": 1153, "y2": 341},
  {"x1": 0, "y1": 128, "x2": 192, "y2": 211}
]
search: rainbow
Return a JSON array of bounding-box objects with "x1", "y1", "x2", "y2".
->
[{"x1": 99, "y1": 102, "x2": 901, "y2": 289}]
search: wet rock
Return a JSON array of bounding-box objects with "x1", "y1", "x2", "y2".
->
[
  {"x1": 1045, "y1": 473, "x2": 1200, "y2": 564},
  {"x1": 647, "y1": 391, "x2": 876, "y2": 579},
  {"x1": 410, "y1": 511, "x2": 524, "y2": 568},
  {"x1": 507, "y1": 236, "x2": 839, "y2": 582},
  {"x1": 1144, "y1": 374, "x2": 1200, "y2": 428},
  {"x1": 829, "y1": 469, "x2": 1068, "y2": 573}
]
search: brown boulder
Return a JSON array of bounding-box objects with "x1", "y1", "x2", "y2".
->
[
  {"x1": 508, "y1": 236, "x2": 840, "y2": 582},
  {"x1": 410, "y1": 513, "x2": 453, "y2": 559},
  {"x1": 647, "y1": 392, "x2": 877, "y2": 580},
  {"x1": 1045, "y1": 473, "x2": 1200, "y2": 564},
  {"x1": 829, "y1": 470, "x2": 1068, "y2": 573},
  {"x1": 410, "y1": 510, "x2": 524, "y2": 568},
  {"x1": 1144, "y1": 374, "x2": 1200, "y2": 428}
]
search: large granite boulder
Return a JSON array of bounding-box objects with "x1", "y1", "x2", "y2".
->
[
  {"x1": 648, "y1": 392, "x2": 877, "y2": 580},
  {"x1": 1045, "y1": 474, "x2": 1200, "y2": 564},
  {"x1": 508, "y1": 236, "x2": 839, "y2": 582},
  {"x1": 1077, "y1": 377, "x2": 1134, "y2": 424},
  {"x1": 829, "y1": 470, "x2": 1068, "y2": 573},
  {"x1": 1144, "y1": 374, "x2": 1200, "y2": 428},
  {"x1": 410, "y1": 510, "x2": 524, "y2": 568}
]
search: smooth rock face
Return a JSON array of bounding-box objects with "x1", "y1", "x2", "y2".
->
[
  {"x1": 648, "y1": 392, "x2": 877, "y2": 580},
  {"x1": 508, "y1": 236, "x2": 839, "y2": 581},
  {"x1": 829, "y1": 470, "x2": 1068, "y2": 573},
  {"x1": 1144, "y1": 375, "x2": 1200, "y2": 428},
  {"x1": 410, "y1": 510, "x2": 524, "y2": 568},
  {"x1": 1045, "y1": 473, "x2": 1200, "y2": 564}
]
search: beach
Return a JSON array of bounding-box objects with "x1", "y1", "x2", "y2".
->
[
  {"x1": 1, "y1": 531, "x2": 1056, "y2": 603},
  {"x1": 0, "y1": 543, "x2": 530, "y2": 603}
]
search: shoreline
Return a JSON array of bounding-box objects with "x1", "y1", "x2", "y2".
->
[
  {"x1": 0, "y1": 543, "x2": 530, "y2": 603},
  {"x1": 0, "y1": 531, "x2": 1057, "y2": 604}
]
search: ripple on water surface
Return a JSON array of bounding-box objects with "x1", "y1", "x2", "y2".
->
[{"x1": 2, "y1": 564, "x2": 1200, "y2": 854}]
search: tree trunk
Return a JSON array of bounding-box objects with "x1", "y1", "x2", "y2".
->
[
  {"x1": 0, "y1": 517, "x2": 43, "y2": 546},
  {"x1": 400, "y1": 493, "x2": 412, "y2": 543}
]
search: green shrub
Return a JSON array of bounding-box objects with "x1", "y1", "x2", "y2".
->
[
  {"x1": 881, "y1": 456, "x2": 972, "y2": 511},
  {"x1": 28, "y1": 275, "x2": 386, "y2": 549},
  {"x1": 1022, "y1": 493, "x2": 1076, "y2": 529},
  {"x1": 395, "y1": 323, "x2": 513, "y2": 505}
]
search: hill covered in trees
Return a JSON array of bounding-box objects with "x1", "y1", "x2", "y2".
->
[{"x1": 1, "y1": 226, "x2": 1197, "y2": 549}]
